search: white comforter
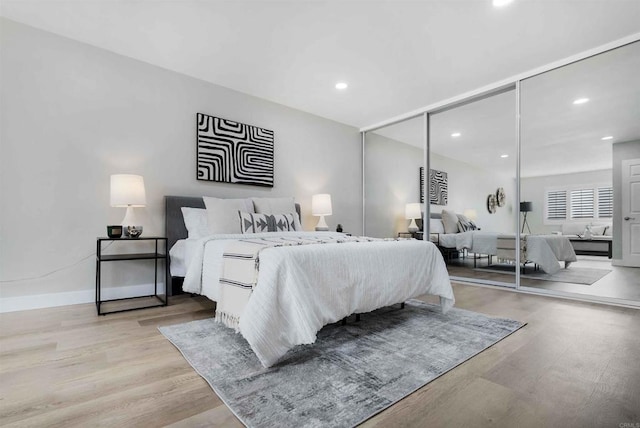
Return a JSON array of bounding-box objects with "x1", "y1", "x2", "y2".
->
[
  {"x1": 432, "y1": 231, "x2": 577, "y2": 274},
  {"x1": 182, "y1": 231, "x2": 454, "y2": 367}
]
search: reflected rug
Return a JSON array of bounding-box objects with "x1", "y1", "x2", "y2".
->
[
  {"x1": 159, "y1": 299, "x2": 524, "y2": 428},
  {"x1": 475, "y1": 264, "x2": 611, "y2": 285}
]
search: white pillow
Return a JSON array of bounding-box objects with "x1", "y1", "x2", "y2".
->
[
  {"x1": 239, "y1": 212, "x2": 296, "y2": 233},
  {"x1": 590, "y1": 225, "x2": 608, "y2": 236},
  {"x1": 441, "y1": 210, "x2": 460, "y2": 234},
  {"x1": 252, "y1": 197, "x2": 302, "y2": 230},
  {"x1": 180, "y1": 207, "x2": 209, "y2": 239},
  {"x1": 561, "y1": 222, "x2": 589, "y2": 235},
  {"x1": 430, "y1": 219, "x2": 445, "y2": 234},
  {"x1": 203, "y1": 197, "x2": 254, "y2": 234}
]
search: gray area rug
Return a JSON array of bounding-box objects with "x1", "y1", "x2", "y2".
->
[
  {"x1": 159, "y1": 300, "x2": 524, "y2": 428},
  {"x1": 475, "y1": 264, "x2": 611, "y2": 285}
]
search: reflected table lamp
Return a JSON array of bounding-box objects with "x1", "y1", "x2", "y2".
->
[
  {"x1": 463, "y1": 209, "x2": 478, "y2": 222},
  {"x1": 312, "y1": 194, "x2": 332, "y2": 231},
  {"x1": 406, "y1": 203, "x2": 421, "y2": 233},
  {"x1": 520, "y1": 201, "x2": 532, "y2": 234},
  {"x1": 111, "y1": 174, "x2": 146, "y2": 237}
]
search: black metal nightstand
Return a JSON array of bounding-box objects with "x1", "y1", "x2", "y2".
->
[
  {"x1": 95, "y1": 236, "x2": 168, "y2": 315},
  {"x1": 398, "y1": 231, "x2": 424, "y2": 239}
]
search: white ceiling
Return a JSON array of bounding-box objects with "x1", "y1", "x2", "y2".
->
[
  {"x1": 2, "y1": 0, "x2": 639, "y2": 178},
  {"x1": 373, "y1": 40, "x2": 640, "y2": 177},
  {"x1": 1, "y1": 0, "x2": 640, "y2": 130}
]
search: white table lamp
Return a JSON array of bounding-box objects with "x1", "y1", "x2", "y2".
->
[
  {"x1": 405, "y1": 203, "x2": 421, "y2": 233},
  {"x1": 110, "y1": 174, "x2": 146, "y2": 233},
  {"x1": 312, "y1": 194, "x2": 332, "y2": 231},
  {"x1": 463, "y1": 209, "x2": 478, "y2": 222}
]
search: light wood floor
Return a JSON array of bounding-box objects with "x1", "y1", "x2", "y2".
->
[
  {"x1": 447, "y1": 255, "x2": 640, "y2": 302},
  {"x1": 1, "y1": 284, "x2": 639, "y2": 427}
]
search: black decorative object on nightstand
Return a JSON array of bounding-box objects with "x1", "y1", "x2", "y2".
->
[{"x1": 95, "y1": 236, "x2": 168, "y2": 315}]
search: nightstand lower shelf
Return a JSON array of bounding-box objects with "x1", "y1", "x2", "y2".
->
[{"x1": 97, "y1": 295, "x2": 167, "y2": 315}]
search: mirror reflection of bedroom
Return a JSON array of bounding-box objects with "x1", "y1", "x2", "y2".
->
[
  {"x1": 364, "y1": 40, "x2": 639, "y2": 303},
  {"x1": 428, "y1": 89, "x2": 517, "y2": 288},
  {"x1": 519, "y1": 41, "x2": 640, "y2": 303},
  {"x1": 364, "y1": 116, "x2": 424, "y2": 240}
]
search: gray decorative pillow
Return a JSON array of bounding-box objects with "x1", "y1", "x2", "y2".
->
[
  {"x1": 441, "y1": 210, "x2": 460, "y2": 234},
  {"x1": 239, "y1": 212, "x2": 296, "y2": 234},
  {"x1": 252, "y1": 197, "x2": 302, "y2": 231},
  {"x1": 457, "y1": 214, "x2": 478, "y2": 232}
]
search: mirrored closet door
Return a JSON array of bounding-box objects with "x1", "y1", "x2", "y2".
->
[
  {"x1": 364, "y1": 116, "x2": 425, "y2": 239},
  {"x1": 428, "y1": 89, "x2": 518, "y2": 287},
  {"x1": 519, "y1": 41, "x2": 640, "y2": 303}
]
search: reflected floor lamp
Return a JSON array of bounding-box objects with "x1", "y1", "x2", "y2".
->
[{"x1": 520, "y1": 201, "x2": 532, "y2": 234}]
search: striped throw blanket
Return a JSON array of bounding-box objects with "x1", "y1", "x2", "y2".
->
[{"x1": 216, "y1": 235, "x2": 397, "y2": 330}]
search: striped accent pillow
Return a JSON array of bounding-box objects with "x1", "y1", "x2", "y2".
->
[
  {"x1": 239, "y1": 212, "x2": 296, "y2": 234},
  {"x1": 457, "y1": 214, "x2": 478, "y2": 232}
]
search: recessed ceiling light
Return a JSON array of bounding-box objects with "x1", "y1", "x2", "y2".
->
[
  {"x1": 335, "y1": 82, "x2": 348, "y2": 90},
  {"x1": 500, "y1": 154, "x2": 509, "y2": 158},
  {"x1": 601, "y1": 136, "x2": 613, "y2": 140},
  {"x1": 493, "y1": 0, "x2": 513, "y2": 7},
  {"x1": 451, "y1": 132, "x2": 461, "y2": 138},
  {"x1": 573, "y1": 97, "x2": 589, "y2": 105}
]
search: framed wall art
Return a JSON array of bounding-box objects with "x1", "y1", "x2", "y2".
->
[
  {"x1": 420, "y1": 167, "x2": 448, "y2": 205},
  {"x1": 197, "y1": 113, "x2": 274, "y2": 187}
]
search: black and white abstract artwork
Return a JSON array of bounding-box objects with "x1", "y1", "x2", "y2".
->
[
  {"x1": 420, "y1": 167, "x2": 448, "y2": 205},
  {"x1": 197, "y1": 113, "x2": 274, "y2": 187}
]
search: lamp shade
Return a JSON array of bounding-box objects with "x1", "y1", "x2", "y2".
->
[
  {"x1": 312, "y1": 194, "x2": 332, "y2": 216},
  {"x1": 110, "y1": 174, "x2": 146, "y2": 207},
  {"x1": 463, "y1": 209, "x2": 478, "y2": 221},
  {"x1": 405, "y1": 203, "x2": 421, "y2": 220},
  {"x1": 520, "y1": 201, "x2": 532, "y2": 212}
]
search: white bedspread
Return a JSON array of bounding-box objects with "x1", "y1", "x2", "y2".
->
[
  {"x1": 182, "y1": 231, "x2": 454, "y2": 367},
  {"x1": 431, "y1": 231, "x2": 576, "y2": 274}
]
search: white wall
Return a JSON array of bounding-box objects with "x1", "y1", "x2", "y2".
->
[
  {"x1": 365, "y1": 134, "x2": 516, "y2": 238},
  {"x1": 364, "y1": 133, "x2": 422, "y2": 238},
  {"x1": 430, "y1": 153, "x2": 516, "y2": 234},
  {"x1": 0, "y1": 19, "x2": 362, "y2": 309},
  {"x1": 520, "y1": 169, "x2": 613, "y2": 235}
]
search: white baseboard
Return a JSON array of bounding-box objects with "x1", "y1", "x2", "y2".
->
[{"x1": 0, "y1": 283, "x2": 165, "y2": 313}]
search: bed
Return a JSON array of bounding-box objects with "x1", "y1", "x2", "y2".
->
[
  {"x1": 165, "y1": 196, "x2": 455, "y2": 367},
  {"x1": 430, "y1": 228, "x2": 577, "y2": 274}
]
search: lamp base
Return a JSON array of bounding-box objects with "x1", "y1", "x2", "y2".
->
[
  {"x1": 121, "y1": 206, "x2": 143, "y2": 237},
  {"x1": 121, "y1": 206, "x2": 137, "y2": 228},
  {"x1": 408, "y1": 218, "x2": 419, "y2": 233},
  {"x1": 315, "y1": 215, "x2": 329, "y2": 231}
]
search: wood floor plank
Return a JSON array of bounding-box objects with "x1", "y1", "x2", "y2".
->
[{"x1": 1, "y1": 284, "x2": 638, "y2": 427}]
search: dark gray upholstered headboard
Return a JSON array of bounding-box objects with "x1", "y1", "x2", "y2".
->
[
  {"x1": 416, "y1": 211, "x2": 442, "y2": 231},
  {"x1": 165, "y1": 195, "x2": 301, "y2": 276}
]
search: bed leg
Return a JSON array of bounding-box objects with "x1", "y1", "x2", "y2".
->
[
  {"x1": 356, "y1": 314, "x2": 361, "y2": 322},
  {"x1": 401, "y1": 302, "x2": 405, "y2": 309}
]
